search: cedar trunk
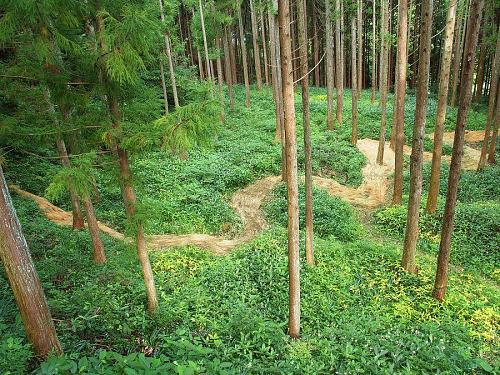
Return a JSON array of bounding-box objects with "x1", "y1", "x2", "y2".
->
[
  {"x1": 238, "y1": 5, "x2": 251, "y2": 107},
  {"x1": 433, "y1": 0, "x2": 484, "y2": 301},
  {"x1": 249, "y1": 0, "x2": 263, "y2": 90},
  {"x1": 0, "y1": 166, "x2": 63, "y2": 357},
  {"x1": 278, "y1": 0, "x2": 301, "y2": 339},
  {"x1": 326, "y1": 0, "x2": 335, "y2": 129},
  {"x1": 335, "y1": 0, "x2": 344, "y2": 125},
  {"x1": 351, "y1": 14, "x2": 359, "y2": 145}
]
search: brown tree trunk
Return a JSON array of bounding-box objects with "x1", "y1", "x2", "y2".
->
[
  {"x1": 278, "y1": 0, "x2": 301, "y2": 339},
  {"x1": 199, "y1": 0, "x2": 212, "y2": 82},
  {"x1": 371, "y1": 0, "x2": 377, "y2": 102},
  {"x1": 335, "y1": 0, "x2": 344, "y2": 125},
  {"x1": 250, "y1": 0, "x2": 263, "y2": 90},
  {"x1": 82, "y1": 196, "x2": 106, "y2": 264},
  {"x1": 450, "y1": 1, "x2": 468, "y2": 107},
  {"x1": 0, "y1": 166, "x2": 63, "y2": 358},
  {"x1": 473, "y1": 41, "x2": 487, "y2": 102},
  {"x1": 313, "y1": 12, "x2": 321, "y2": 87},
  {"x1": 376, "y1": 0, "x2": 390, "y2": 165},
  {"x1": 477, "y1": 32, "x2": 500, "y2": 169},
  {"x1": 391, "y1": 0, "x2": 409, "y2": 206},
  {"x1": 223, "y1": 27, "x2": 235, "y2": 111},
  {"x1": 238, "y1": 5, "x2": 251, "y2": 107},
  {"x1": 357, "y1": 0, "x2": 363, "y2": 91},
  {"x1": 216, "y1": 36, "x2": 225, "y2": 123},
  {"x1": 229, "y1": 28, "x2": 238, "y2": 84},
  {"x1": 432, "y1": 0, "x2": 484, "y2": 302},
  {"x1": 260, "y1": 9, "x2": 270, "y2": 86},
  {"x1": 159, "y1": 60, "x2": 169, "y2": 116},
  {"x1": 326, "y1": 0, "x2": 335, "y2": 129},
  {"x1": 487, "y1": 90, "x2": 500, "y2": 164},
  {"x1": 351, "y1": 14, "x2": 359, "y2": 145},
  {"x1": 109, "y1": 97, "x2": 158, "y2": 313},
  {"x1": 159, "y1": 0, "x2": 179, "y2": 108},
  {"x1": 401, "y1": 0, "x2": 433, "y2": 273},
  {"x1": 426, "y1": 0, "x2": 458, "y2": 213},
  {"x1": 297, "y1": 0, "x2": 314, "y2": 265}
]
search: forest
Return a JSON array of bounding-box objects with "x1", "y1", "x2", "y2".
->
[{"x1": 0, "y1": 0, "x2": 499, "y2": 373}]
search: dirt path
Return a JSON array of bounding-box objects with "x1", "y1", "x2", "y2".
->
[{"x1": 10, "y1": 133, "x2": 484, "y2": 255}]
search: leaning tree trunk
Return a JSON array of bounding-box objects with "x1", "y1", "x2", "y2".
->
[
  {"x1": 425, "y1": 0, "x2": 458, "y2": 213},
  {"x1": 109, "y1": 97, "x2": 158, "y2": 313},
  {"x1": 376, "y1": 0, "x2": 390, "y2": 165},
  {"x1": 0, "y1": 166, "x2": 63, "y2": 358},
  {"x1": 297, "y1": 0, "x2": 314, "y2": 265},
  {"x1": 371, "y1": 0, "x2": 377, "y2": 102},
  {"x1": 432, "y1": 0, "x2": 484, "y2": 302},
  {"x1": 477, "y1": 26, "x2": 500, "y2": 170},
  {"x1": 249, "y1": 0, "x2": 263, "y2": 90},
  {"x1": 401, "y1": 0, "x2": 433, "y2": 273},
  {"x1": 238, "y1": 5, "x2": 251, "y2": 107},
  {"x1": 351, "y1": 13, "x2": 359, "y2": 145},
  {"x1": 278, "y1": 0, "x2": 301, "y2": 339},
  {"x1": 335, "y1": 0, "x2": 344, "y2": 126},
  {"x1": 326, "y1": 0, "x2": 335, "y2": 130},
  {"x1": 391, "y1": 0, "x2": 409, "y2": 206}
]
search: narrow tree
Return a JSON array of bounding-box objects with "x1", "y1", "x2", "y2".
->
[
  {"x1": 351, "y1": 8, "x2": 359, "y2": 145},
  {"x1": 425, "y1": 0, "x2": 458, "y2": 213},
  {"x1": 487, "y1": 88, "x2": 500, "y2": 164},
  {"x1": 357, "y1": 0, "x2": 363, "y2": 91},
  {"x1": 371, "y1": 0, "x2": 377, "y2": 102},
  {"x1": 433, "y1": 0, "x2": 484, "y2": 301},
  {"x1": 250, "y1": 0, "x2": 263, "y2": 90},
  {"x1": 260, "y1": 9, "x2": 270, "y2": 86},
  {"x1": 216, "y1": 35, "x2": 225, "y2": 122},
  {"x1": 477, "y1": 27, "x2": 500, "y2": 170},
  {"x1": 223, "y1": 27, "x2": 236, "y2": 110},
  {"x1": 238, "y1": 3, "x2": 251, "y2": 107},
  {"x1": 326, "y1": 0, "x2": 335, "y2": 129},
  {"x1": 335, "y1": 0, "x2": 344, "y2": 125},
  {"x1": 199, "y1": 0, "x2": 212, "y2": 82},
  {"x1": 401, "y1": 0, "x2": 433, "y2": 273},
  {"x1": 278, "y1": 0, "x2": 301, "y2": 338},
  {"x1": 0, "y1": 166, "x2": 63, "y2": 357},
  {"x1": 449, "y1": 1, "x2": 467, "y2": 107},
  {"x1": 160, "y1": 0, "x2": 180, "y2": 108},
  {"x1": 391, "y1": 0, "x2": 409, "y2": 206},
  {"x1": 297, "y1": 0, "x2": 314, "y2": 265},
  {"x1": 376, "y1": 0, "x2": 390, "y2": 165}
]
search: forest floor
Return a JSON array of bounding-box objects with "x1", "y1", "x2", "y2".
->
[
  {"x1": 1, "y1": 86, "x2": 498, "y2": 373},
  {"x1": 9, "y1": 132, "x2": 484, "y2": 256}
]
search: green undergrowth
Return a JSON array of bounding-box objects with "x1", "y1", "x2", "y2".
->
[{"x1": 1, "y1": 196, "x2": 498, "y2": 373}]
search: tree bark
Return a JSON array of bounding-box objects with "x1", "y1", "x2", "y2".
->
[
  {"x1": 357, "y1": 0, "x2": 363, "y2": 91},
  {"x1": 473, "y1": 40, "x2": 487, "y2": 102},
  {"x1": 249, "y1": 0, "x2": 263, "y2": 90},
  {"x1": 297, "y1": 0, "x2": 314, "y2": 265},
  {"x1": 82, "y1": 196, "x2": 106, "y2": 264},
  {"x1": 159, "y1": 0, "x2": 179, "y2": 108},
  {"x1": 351, "y1": 13, "x2": 359, "y2": 145},
  {"x1": 371, "y1": 0, "x2": 377, "y2": 102},
  {"x1": 432, "y1": 0, "x2": 484, "y2": 301},
  {"x1": 216, "y1": 35, "x2": 225, "y2": 123},
  {"x1": 487, "y1": 89, "x2": 499, "y2": 164},
  {"x1": 477, "y1": 26, "x2": 500, "y2": 169},
  {"x1": 425, "y1": 0, "x2": 458, "y2": 213},
  {"x1": 326, "y1": 0, "x2": 335, "y2": 129},
  {"x1": 391, "y1": 0, "x2": 409, "y2": 206},
  {"x1": 223, "y1": 27, "x2": 235, "y2": 111},
  {"x1": 335, "y1": 0, "x2": 344, "y2": 126},
  {"x1": 313, "y1": 11, "x2": 321, "y2": 87},
  {"x1": 199, "y1": 0, "x2": 212, "y2": 82},
  {"x1": 450, "y1": 1, "x2": 468, "y2": 107},
  {"x1": 401, "y1": 0, "x2": 433, "y2": 273},
  {"x1": 260, "y1": 9, "x2": 270, "y2": 86},
  {"x1": 376, "y1": 0, "x2": 390, "y2": 165},
  {"x1": 238, "y1": 5, "x2": 251, "y2": 107},
  {"x1": 278, "y1": 0, "x2": 301, "y2": 339},
  {"x1": 0, "y1": 166, "x2": 63, "y2": 358}
]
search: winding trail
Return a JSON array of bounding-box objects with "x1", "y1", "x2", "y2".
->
[{"x1": 10, "y1": 134, "x2": 483, "y2": 255}]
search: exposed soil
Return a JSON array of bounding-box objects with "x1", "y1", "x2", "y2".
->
[{"x1": 10, "y1": 133, "x2": 484, "y2": 255}]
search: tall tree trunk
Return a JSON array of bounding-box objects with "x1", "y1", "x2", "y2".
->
[
  {"x1": 432, "y1": 0, "x2": 484, "y2": 302},
  {"x1": 0, "y1": 166, "x2": 63, "y2": 358},
  {"x1": 326, "y1": 0, "x2": 335, "y2": 129},
  {"x1": 357, "y1": 0, "x2": 363, "y2": 91},
  {"x1": 401, "y1": 0, "x2": 433, "y2": 273},
  {"x1": 82, "y1": 195, "x2": 106, "y2": 264},
  {"x1": 159, "y1": 60, "x2": 169, "y2": 115},
  {"x1": 450, "y1": 1, "x2": 468, "y2": 107},
  {"x1": 223, "y1": 27, "x2": 235, "y2": 111},
  {"x1": 426, "y1": 0, "x2": 458, "y2": 213},
  {"x1": 313, "y1": 11, "x2": 321, "y2": 87},
  {"x1": 297, "y1": 0, "x2": 314, "y2": 265},
  {"x1": 159, "y1": 0, "x2": 179, "y2": 108},
  {"x1": 335, "y1": 0, "x2": 344, "y2": 125},
  {"x1": 376, "y1": 0, "x2": 390, "y2": 165},
  {"x1": 278, "y1": 0, "x2": 301, "y2": 339},
  {"x1": 229, "y1": 28, "x2": 238, "y2": 84},
  {"x1": 199, "y1": 0, "x2": 212, "y2": 82},
  {"x1": 216, "y1": 35, "x2": 225, "y2": 123},
  {"x1": 371, "y1": 0, "x2": 377, "y2": 102},
  {"x1": 109, "y1": 97, "x2": 158, "y2": 314},
  {"x1": 250, "y1": 0, "x2": 263, "y2": 90},
  {"x1": 391, "y1": 0, "x2": 409, "y2": 206},
  {"x1": 487, "y1": 91, "x2": 499, "y2": 164},
  {"x1": 351, "y1": 12, "x2": 359, "y2": 145},
  {"x1": 473, "y1": 41, "x2": 487, "y2": 102},
  {"x1": 260, "y1": 9, "x2": 270, "y2": 86},
  {"x1": 197, "y1": 49, "x2": 205, "y2": 79},
  {"x1": 238, "y1": 5, "x2": 251, "y2": 107}
]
